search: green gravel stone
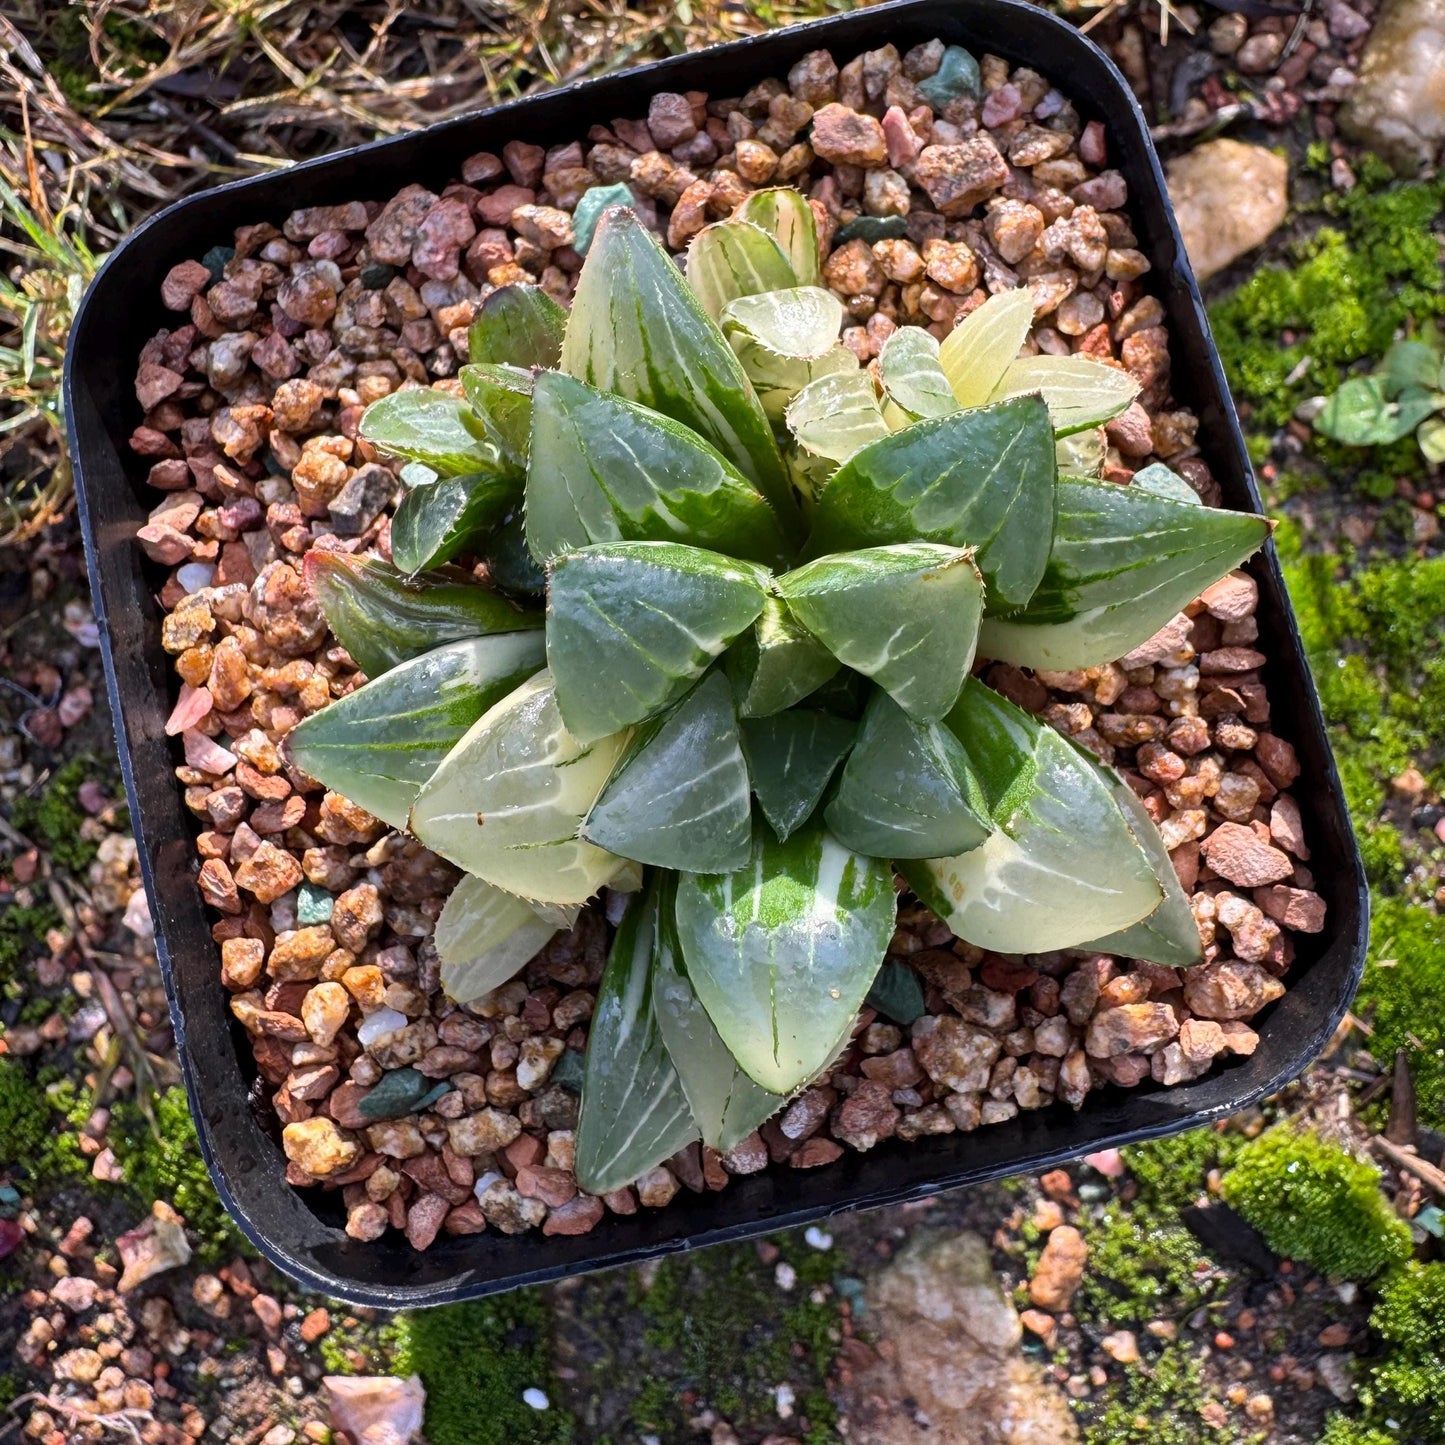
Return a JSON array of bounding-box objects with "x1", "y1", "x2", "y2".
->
[
  {"x1": 572, "y1": 183, "x2": 635, "y2": 256},
  {"x1": 918, "y1": 45, "x2": 981, "y2": 109},
  {"x1": 201, "y1": 245, "x2": 235, "y2": 282},
  {"x1": 832, "y1": 215, "x2": 909, "y2": 246},
  {"x1": 360, "y1": 262, "x2": 396, "y2": 290},
  {"x1": 357, "y1": 1067, "x2": 451, "y2": 1120},
  {"x1": 296, "y1": 883, "x2": 334, "y2": 926}
]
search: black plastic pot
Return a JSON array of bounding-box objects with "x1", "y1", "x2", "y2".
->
[{"x1": 67, "y1": 0, "x2": 1367, "y2": 1308}]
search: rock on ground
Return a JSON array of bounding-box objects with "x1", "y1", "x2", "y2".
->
[
  {"x1": 324, "y1": 1374, "x2": 426, "y2": 1445},
  {"x1": 1341, "y1": 0, "x2": 1445, "y2": 172},
  {"x1": 1166, "y1": 139, "x2": 1289, "y2": 282},
  {"x1": 841, "y1": 1231, "x2": 1079, "y2": 1443}
]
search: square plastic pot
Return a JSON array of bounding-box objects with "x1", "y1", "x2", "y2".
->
[{"x1": 65, "y1": 0, "x2": 1367, "y2": 1307}]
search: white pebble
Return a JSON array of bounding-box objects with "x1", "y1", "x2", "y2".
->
[
  {"x1": 356, "y1": 1006, "x2": 408, "y2": 1048},
  {"x1": 176, "y1": 561, "x2": 216, "y2": 594},
  {"x1": 522, "y1": 1387, "x2": 549, "y2": 1411},
  {"x1": 803, "y1": 1225, "x2": 833, "y2": 1250},
  {"x1": 472, "y1": 1170, "x2": 504, "y2": 1202},
  {"x1": 774, "y1": 1261, "x2": 797, "y2": 1291},
  {"x1": 774, "y1": 1383, "x2": 795, "y2": 1419}
]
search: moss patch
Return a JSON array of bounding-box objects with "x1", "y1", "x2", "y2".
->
[
  {"x1": 1358, "y1": 1261, "x2": 1445, "y2": 1438},
  {"x1": 0, "y1": 1059, "x2": 93, "y2": 1188},
  {"x1": 9, "y1": 756, "x2": 106, "y2": 873}
]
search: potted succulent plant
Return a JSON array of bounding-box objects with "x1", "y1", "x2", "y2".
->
[{"x1": 66, "y1": 0, "x2": 1365, "y2": 1305}]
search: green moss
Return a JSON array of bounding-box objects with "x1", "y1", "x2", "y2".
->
[
  {"x1": 1077, "y1": 1203, "x2": 1214, "y2": 1324},
  {"x1": 1318, "y1": 1414, "x2": 1395, "y2": 1445},
  {"x1": 9, "y1": 757, "x2": 104, "y2": 873},
  {"x1": 1121, "y1": 1126, "x2": 1244, "y2": 1214},
  {"x1": 1209, "y1": 179, "x2": 1445, "y2": 430},
  {"x1": 317, "y1": 1312, "x2": 409, "y2": 1376},
  {"x1": 0, "y1": 1059, "x2": 92, "y2": 1188},
  {"x1": 1358, "y1": 1262, "x2": 1445, "y2": 1437},
  {"x1": 0, "y1": 902, "x2": 61, "y2": 983},
  {"x1": 1219, "y1": 1126, "x2": 1412, "y2": 1280},
  {"x1": 1080, "y1": 1339, "x2": 1238, "y2": 1445},
  {"x1": 391, "y1": 1293, "x2": 572, "y2": 1445},
  {"x1": 111, "y1": 1086, "x2": 246, "y2": 1263}
]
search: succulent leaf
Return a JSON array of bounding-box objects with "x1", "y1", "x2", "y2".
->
[
  {"x1": 358, "y1": 387, "x2": 500, "y2": 476},
  {"x1": 581, "y1": 671, "x2": 753, "y2": 872},
  {"x1": 720, "y1": 287, "x2": 843, "y2": 359},
  {"x1": 685, "y1": 218, "x2": 799, "y2": 321},
  {"x1": 825, "y1": 689, "x2": 991, "y2": 859},
  {"x1": 1083, "y1": 769, "x2": 1204, "y2": 967},
  {"x1": 674, "y1": 822, "x2": 896, "y2": 1094},
  {"x1": 546, "y1": 540, "x2": 772, "y2": 744},
  {"x1": 285, "y1": 633, "x2": 546, "y2": 830},
  {"x1": 904, "y1": 679, "x2": 1161, "y2": 951},
  {"x1": 390, "y1": 467, "x2": 520, "y2": 575},
  {"x1": 725, "y1": 594, "x2": 841, "y2": 718},
  {"x1": 576, "y1": 879, "x2": 699, "y2": 1195},
  {"x1": 562, "y1": 208, "x2": 798, "y2": 535},
  {"x1": 804, "y1": 395, "x2": 1057, "y2": 608},
  {"x1": 990, "y1": 354, "x2": 1140, "y2": 436},
  {"x1": 786, "y1": 369, "x2": 890, "y2": 463},
  {"x1": 435, "y1": 873, "x2": 563, "y2": 1005},
  {"x1": 302, "y1": 553, "x2": 541, "y2": 679},
  {"x1": 458, "y1": 362, "x2": 533, "y2": 468},
  {"x1": 740, "y1": 709, "x2": 856, "y2": 841},
  {"x1": 734, "y1": 187, "x2": 822, "y2": 285},
  {"x1": 878, "y1": 326, "x2": 960, "y2": 421},
  {"x1": 653, "y1": 892, "x2": 784, "y2": 1152},
  {"x1": 776, "y1": 543, "x2": 983, "y2": 722},
  {"x1": 524, "y1": 371, "x2": 792, "y2": 568},
  {"x1": 482, "y1": 513, "x2": 546, "y2": 597},
  {"x1": 409, "y1": 669, "x2": 631, "y2": 905},
  {"x1": 977, "y1": 476, "x2": 1271, "y2": 669},
  {"x1": 1056, "y1": 426, "x2": 1106, "y2": 478},
  {"x1": 467, "y1": 283, "x2": 566, "y2": 370},
  {"x1": 938, "y1": 287, "x2": 1036, "y2": 408}
]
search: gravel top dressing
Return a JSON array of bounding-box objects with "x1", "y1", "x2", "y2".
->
[{"x1": 127, "y1": 36, "x2": 1322, "y2": 1251}]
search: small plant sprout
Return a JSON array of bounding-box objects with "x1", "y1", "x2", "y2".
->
[
  {"x1": 1312, "y1": 330, "x2": 1445, "y2": 464},
  {"x1": 286, "y1": 196, "x2": 1271, "y2": 1195}
]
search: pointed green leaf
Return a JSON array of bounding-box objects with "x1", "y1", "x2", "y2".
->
[
  {"x1": 825, "y1": 690, "x2": 991, "y2": 858},
  {"x1": 878, "y1": 326, "x2": 960, "y2": 420},
  {"x1": 390, "y1": 468, "x2": 520, "y2": 574},
  {"x1": 524, "y1": 371, "x2": 791, "y2": 568},
  {"x1": 720, "y1": 287, "x2": 843, "y2": 359},
  {"x1": 725, "y1": 594, "x2": 841, "y2": 718},
  {"x1": 285, "y1": 633, "x2": 546, "y2": 830},
  {"x1": 991, "y1": 354, "x2": 1139, "y2": 436},
  {"x1": 467, "y1": 283, "x2": 566, "y2": 369},
  {"x1": 459, "y1": 362, "x2": 533, "y2": 468},
  {"x1": 804, "y1": 395, "x2": 1057, "y2": 608},
  {"x1": 785, "y1": 369, "x2": 890, "y2": 464},
  {"x1": 685, "y1": 218, "x2": 799, "y2": 321},
  {"x1": 409, "y1": 670, "x2": 631, "y2": 905},
  {"x1": 358, "y1": 388, "x2": 500, "y2": 476},
  {"x1": 483, "y1": 513, "x2": 546, "y2": 597},
  {"x1": 740, "y1": 710, "x2": 856, "y2": 842},
  {"x1": 562, "y1": 208, "x2": 798, "y2": 536},
  {"x1": 546, "y1": 541, "x2": 772, "y2": 744},
  {"x1": 939, "y1": 287, "x2": 1035, "y2": 407},
  {"x1": 978, "y1": 477, "x2": 1272, "y2": 669},
  {"x1": 866, "y1": 960, "x2": 926, "y2": 1025},
  {"x1": 674, "y1": 822, "x2": 896, "y2": 1094},
  {"x1": 582, "y1": 672, "x2": 753, "y2": 872},
  {"x1": 576, "y1": 880, "x2": 699, "y2": 1195},
  {"x1": 1084, "y1": 770, "x2": 1204, "y2": 967},
  {"x1": 777, "y1": 543, "x2": 983, "y2": 722},
  {"x1": 735, "y1": 187, "x2": 821, "y2": 285},
  {"x1": 436, "y1": 873, "x2": 561, "y2": 1004},
  {"x1": 903, "y1": 680, "x2": 1160, "y2": 952},
  {"x1": 303, "y1": 553, "x2": 541, "y2": 679},
  {"x1": 653, "y1": 887, "x2": 784, "y2": 1151}
]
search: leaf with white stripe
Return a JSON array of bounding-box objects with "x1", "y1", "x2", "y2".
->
[
  {"x1": 561, "y1": 207, "x2": 799, "y2": 538},
  {"x1": 576, "y1": 880, "x2": 699, "y2": 1195},
  {"x1": 785, "y1": 369, "x2": 891, "y2": 464},
  {"x1": 903, "y1": 680, "x2": 1160, "y2": 952},
  {"x1": 459, "y1": 362, "x2": 533, "y2": 469},
  {"x1": 938, "y1": 287, "x2": 1035, "y2": 408},
  {"x1": 653, "y1": 887, "x2": 783, "y2": 1151},
  {"x1": 685, "y1": 218, "x2": 799, "y2": 320},
  {"x1": 546, "y1": 541, "x2": 772, "y2": 744},
  {"x1": 285, "y1": 633, "x2": 545, "y2": 831},
  {"x1": 825, "y1": 689, "x2": 991, "y2": 859},
  {"x1": 524, "y1": 371, "x2": 791, "y2": 568},
  {"x1": 582, "y1": 671, "x2": 753, "y2": 872},
  {"x1": 359, "y1": 388, "x2": 500, "y2": 476},
  {"x1": 675, "y1": 822, "x2": 896, "y2": 1094},
  {"x1": 409, "y1": 669, "x2": 631, "y2": 906},
  {"x1": 721, "y1": 288, "x2": 856, "y2": 422},
  {"x1": 436, "y1": 873, "x2": 562, "y2": 1004},
  {"x1": 990, "y1": 354, "x2": 1140, "y2": 435},
  {"x1": 977, "y1": 477, "x2": 1272, "y2": 669},
  {"x1": 725, "y1": 595, "x2": 840, "y2": 718},
  {"x1": 735, "y1": 187, "x2": 822, "y2": 285},
  {"x1": 803, "y1": 395, "x2": 1057, "y2": 608},
  {"x1": 467, "y1": 283, "x2": 566, "y2": 369},
  {"x1": 740, "y1": 710, "x2": 856, "y2": 841},
  {"x1": 777, "y1": 543, "x2": 983, "y2": 722},
  {"x1": 878, "y1": 326, "x2": 960, "y2": 421},
  {"x1": 390, "y1": 467, "x2": 519, "y2": 574}
]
